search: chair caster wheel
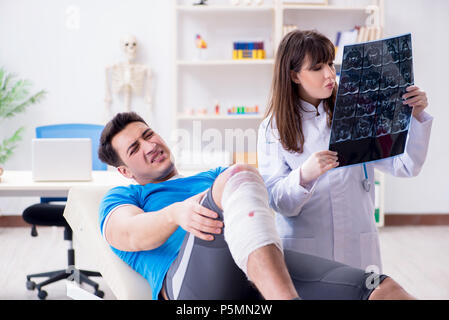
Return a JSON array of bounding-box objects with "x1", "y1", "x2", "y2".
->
[
  {"x1": 38, "y1": 290, "x2": 48, "y2": 300},
  {"x1": 94, "y1": 290, "x2": 104, "y2": 298},
  {"x1": 26, "y1": 280, "x2": 36, "y2": 291}
]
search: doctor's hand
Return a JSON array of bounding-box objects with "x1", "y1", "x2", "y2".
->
[
  {"x1": 170, "y1": 191, "x2": 223, "y2": 241},
  {"x1": 300, "y1": 151, "x2": 339, "y2": 188},
  {"x1": 402, "y1": 86, "x2": 428, "y2": 118}
]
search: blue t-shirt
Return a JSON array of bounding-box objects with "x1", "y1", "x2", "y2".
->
[{"x1": 98, "y1": 167, "x2": 227, "y2": 300}]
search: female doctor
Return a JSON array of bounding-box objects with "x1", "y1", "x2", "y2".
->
[{"x1": 257, "y1": 30, "x2": 433, "y2": 272}]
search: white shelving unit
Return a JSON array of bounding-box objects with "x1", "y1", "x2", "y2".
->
[
  {"x1": 176, "y1": 4, "x2": 275, "y2": 11},
  {"x1": 173, "y1": 0, "x2": 385, "y2": 225},
  {"x1": 177, "y1": 59, "x2": 275, "y2": 66},
  {"x1": 173, "y1": 0, "x2": 384, "y2": 126},
  {"x1": 277, "y1": 0, "x2": 384, "y2": 63},
  {"x1": 173, "y1": 0, "x2": 277, "y2": 170},
  {"x1": 178, "y1": 114, "x2": 264, "y2": 120}
]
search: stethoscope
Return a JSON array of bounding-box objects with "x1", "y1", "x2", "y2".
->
[{"x1": 362, "y1": 163, "x2": 371, "y2": 192}]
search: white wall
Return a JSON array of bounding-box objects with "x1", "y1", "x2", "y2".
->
[
  {"x1": 382, "y1": 0, "x2": 449, "y2": 213},
  {"x1": 0, "y1": 0, "x2": 448, "y2": 215},
  {"x1": 0, "y1": 0, "x2": 174, "y2": 214}
]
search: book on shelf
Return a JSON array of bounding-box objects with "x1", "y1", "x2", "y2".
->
[
  {"x1": 334, "y1": 25, "x2": 382, "y2": 65},
  {"x1": 233, "y1": 42, "x2": 266, "y2": 60},
  {"x1": 334, "y1": 28, "x2": 358, "y2": 65}
]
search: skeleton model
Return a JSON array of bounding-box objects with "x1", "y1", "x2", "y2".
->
[{"x1": 104, "y1": 35, "x2": 152, "y2": 114}]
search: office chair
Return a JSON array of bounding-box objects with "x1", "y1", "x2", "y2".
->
[{"x1": 23, "y1": 124, "x2": 106, "y2": 300}]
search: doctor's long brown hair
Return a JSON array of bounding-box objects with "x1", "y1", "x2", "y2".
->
[{"x1": 265, "y1": 30, "x2": 337, "y2": 153}]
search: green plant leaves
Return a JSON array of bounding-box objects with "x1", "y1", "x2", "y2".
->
[
  {"x1": 0, "y1": 127, "x2": 25, "y2": 164},
  {"x1": 0, "y1": 67, "x2": 46, "y2": 164}
]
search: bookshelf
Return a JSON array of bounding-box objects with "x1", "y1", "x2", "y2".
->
[
  {"x1": 173, "y1": 0, "x2": 276, "y2": 171},
  {"x1": 173, "y1": 0, "x2": 385, "y2": 226},
  {"x1": 177, "y1": 59, "x2": 275, "y2": 66},
  {"x1": 176, "y1": 4, "x2": 275, "y2": 11},
  {"x1": 178, "y1": 114, "x2": 264, "y2": 120},
  {"x1": 173, "y1": 0, "x2": 384, "y2": 124}
]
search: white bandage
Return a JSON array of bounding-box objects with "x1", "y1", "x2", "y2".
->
[{"x1": 221, "y1": 170, "x2": 283, "y2": 276}]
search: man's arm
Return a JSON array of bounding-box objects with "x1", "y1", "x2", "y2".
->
[
  {"x1": 105, "y1": 203, "x2": 177, "y2": 252},
  {"x1": 105, "y1": 192, "x2": 223, "y2": 252}
]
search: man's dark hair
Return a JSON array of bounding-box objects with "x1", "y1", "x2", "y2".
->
[{"x1": 98, "y1": 112, "x2": 148, "y2": 167}]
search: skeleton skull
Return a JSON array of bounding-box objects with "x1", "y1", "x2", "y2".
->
[{"x1": 120, "y1": 34, "x2": 138, "y2": 61}]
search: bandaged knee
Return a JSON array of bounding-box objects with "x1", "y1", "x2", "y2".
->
[{"x1": 221, "y1": 170, "x2": 283, "y2": 276}]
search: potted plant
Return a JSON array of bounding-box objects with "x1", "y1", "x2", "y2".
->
[{"x1": 0, "y1": 67, "x2": 46, "y2": 181}]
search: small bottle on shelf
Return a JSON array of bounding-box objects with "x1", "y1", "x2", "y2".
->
[{"x1": 214, "y1": 100, "x2": 220, "y2": 115}]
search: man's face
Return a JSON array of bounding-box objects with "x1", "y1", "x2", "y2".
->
[{"x1": 111, "y1": 121, "x2": 175, "y2": 184}]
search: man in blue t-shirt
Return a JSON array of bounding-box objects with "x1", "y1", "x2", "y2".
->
[{"x1": 97, "y1": 112, "x2": 414, "y2": 300}]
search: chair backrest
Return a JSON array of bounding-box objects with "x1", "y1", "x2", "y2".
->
[
  {"x1": 36, "y1": 124, "x2": 106, "y2": 171},
  {"x1": 36, "y1": 124, "x2": 106, "y2": 203},
  {"x1": 64, "y1": 186, "x2": 153, "y2": 299}
]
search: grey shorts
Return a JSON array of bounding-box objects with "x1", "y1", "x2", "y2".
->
[{"x1": 163, "y1": 187, "x2": 387, "y2": 300}]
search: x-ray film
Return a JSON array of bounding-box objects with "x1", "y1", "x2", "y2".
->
[{"x1": 329, "y1": 34, "x2": 414, "y2": 167}]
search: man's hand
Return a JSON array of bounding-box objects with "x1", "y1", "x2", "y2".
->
[{"x1": 170, "y1": 191, "x2": 224, "y2": 241}]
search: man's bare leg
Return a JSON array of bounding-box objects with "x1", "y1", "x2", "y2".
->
[
  {"x1": 368, "y1": 277, "x2": 416, "y2": 300},
  {"x1": 211, "y1": 164, "x2": 299, "y2": 300},
  {"x1": 247, "y1": 244, "x2": 299, "y2": 300}
]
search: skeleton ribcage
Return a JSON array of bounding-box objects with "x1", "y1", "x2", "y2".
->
[{"x1": 111, "y1": 64, "x2": 145, "y2": 94}]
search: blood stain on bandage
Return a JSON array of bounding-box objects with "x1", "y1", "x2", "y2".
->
[{"x1": 248, "y1": 211, "x2": 254, "y2": 217}]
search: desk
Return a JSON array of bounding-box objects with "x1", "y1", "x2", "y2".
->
[
  {"x1": 0, "y1": 170, "x2": 132, "y2": 197},
  {"x1": 0, "y1": 169, "x2": 201, "y2": 198}
]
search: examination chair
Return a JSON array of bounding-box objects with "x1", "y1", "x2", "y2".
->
[
  {"x1": 63, "y1": 185, "x2": 153, "y2": 299},
  {"x1": 22, "y1": 124, "x2": 105, "y2": 299}
]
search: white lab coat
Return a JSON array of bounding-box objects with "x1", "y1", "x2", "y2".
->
[{"x1": 257, "y1": 100, "x2": 433, "y2": 272}]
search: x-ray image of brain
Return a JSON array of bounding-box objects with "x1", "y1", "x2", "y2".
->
[
  {"x1": 331, "y1": 118, "x2": 353, "y2": 143},
  {"x1": 334, "y1": 95, "x2": 357, "y2": 119},
  {"x1": 343, "y1": 46, "x2": 363, "y2": 70},
  {"x1": 392, "y1": 105, "x2": 412, "y2": 133},
  {"x1": 400, "y1": 59, "x2": 414, "y2": 87},
  {"x1": 383, "y1": 38, "x2": 400, "y2": 65},
  {"x1": 375, "y1": 115, "x2": 392, "y2": 136},
  {"x1": 378, "y1": 99, "x2": 397, "y2": 120},
  {"x1": 357, "y1": 91, "x2": 378, "y2": 117},
  {"x1": 381, "y1": 63, "x2": 400, "y2": 90},
  {"x1": 339, "y1": 70, "x2": 361, "y2": 95},
  {"x1": 330, "y1": 34, "x2": 414, "y2": 167},
  {"x1": 353, "y1": 116, "x2": 375, "y2": 140},
  {"x1": 363, "y1": 41, "x2": 382, "y2": 68},
  {"x1": 399, "y1": 34, "x2": 412, "y2": 62},
  {"x1": 378, "y1": 88, "x2": 399, "y2": 103},
  {"x1": 360, "y1": 67, "x2": 381, "y2": 93}
]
